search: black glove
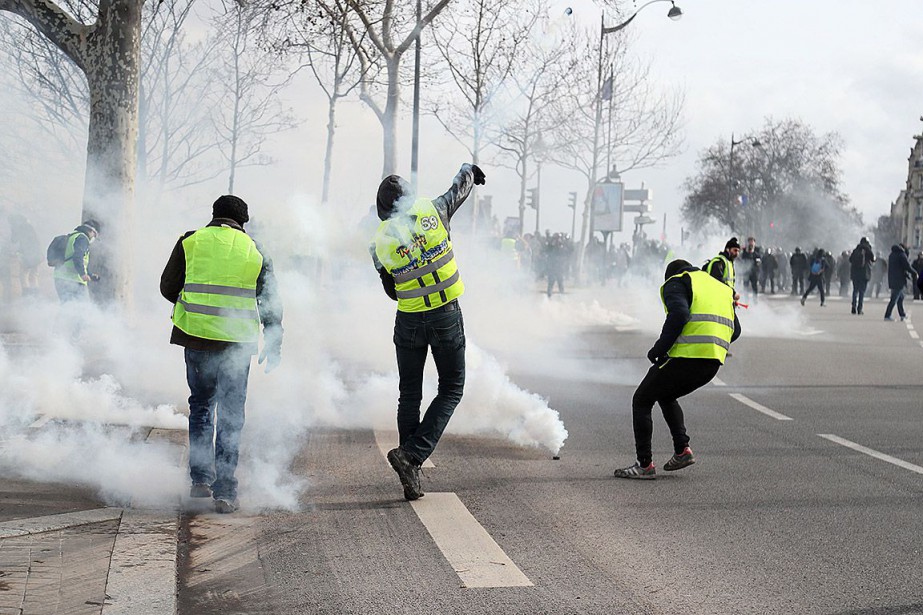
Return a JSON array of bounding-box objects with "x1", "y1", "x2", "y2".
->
[
  {"x1": 646, "y1": 346, "x2": 666, "y2": 365},
  {"x1": 471, "y1": 164, "x2": 486, "y2": 186}
]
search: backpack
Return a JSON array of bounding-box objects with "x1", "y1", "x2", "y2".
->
[
  {"x1": 46, "y1": 233, "x2": 71, "y2": 267},
  {"x1": 810, "y1": 259, "x2": 823, "y2": 275},
  {"x1": 849, "y1": 247, "x2": 865, "y2": 268}
]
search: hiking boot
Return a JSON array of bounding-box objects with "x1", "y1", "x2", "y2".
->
[
  {"x1": 214, "y1": 497, "x2": 239, "y2": 514},
  {"x1": 190, "y1": 483, "x2": 212, "y2": 498},
  {"x1": 800, "y1": 297, "x2": 806, "y2": 306},
  {"x1": 613, "y1": 462, "x2": 656, "y2": 480},
  {"x1": 664, "y1": 447, "x2": 696, "y2": 471},
  {"x1": 851, "y1": 307, "x2": 856, "y2": 314},
  {"x1": 387, "y1": 447, "x2": 424, "y2": 500}
]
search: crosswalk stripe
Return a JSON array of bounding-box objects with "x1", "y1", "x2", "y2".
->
[{"x1": 818, "y1": 434, "x2": 923, "y2": 475}]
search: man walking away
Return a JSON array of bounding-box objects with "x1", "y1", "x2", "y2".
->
[
  {"x1": 613, "y1": 259, "x2": 740, "y2": 479},
  {"x1": 370, "y1": 164, "x2": 485, "y2": 500},
  {"x1": 160, "y1": 195, "x2": 283, "y2": 514},
  {"x1": 849, "y1": 237, "x2": 874, "y2": 315},
  {"x1": 884, "y1": 243, "x2": 915, "y2": 321}
]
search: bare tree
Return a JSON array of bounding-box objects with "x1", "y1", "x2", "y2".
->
[
  {"x1": 0, "y1": 0, "x2": 145, "y2": 303},
  {"x1": 428, "y1": 0, "x2": 538, "y2": 231},
  {"x1": 210, "y1": 0, "x2": 298, "y2": 194},
  {"x1": 547, "y1": 28, "x2": 683, "y2": 248}
]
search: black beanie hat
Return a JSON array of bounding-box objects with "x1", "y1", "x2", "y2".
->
[
  {"x1": 213, "y1": 195, "x2": 249, "y2": 224},
  {"x1": 725, "y1": 236, "x2": 741, "y2": 250},
  {"x1": 82, "y1": 219, "x2": 101, "y2": 235},
  {"x1": 664, "y1": 259, "x2": 693, "y2": 280},
  {"x1": 376, "y1": 175, "x2": 411, "y2": 220}
]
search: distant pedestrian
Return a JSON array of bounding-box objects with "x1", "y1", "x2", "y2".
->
[
  {"x1": 52, "y1": 219, "x2": 100, "y2": 304},
  {"x1": 738, "y1": 236, "x2": 761, "y2": 303},
  {"x1": 800, "y1": 248, "x2": 827, "y2": 307},
  {"x1": 790, "y1": 247, "x2": 807, "y2": 296},
  {"x1": 849, "y1": 237, "x2": 875, "y2": 315},
  {"x1": 871, "y1": 254, "x2": 887, "y2": 298},
  {"x1": 704, "y1": 236, "x2": 740, "y2": 302},
  {"x1": 836, "y1": 250, "x2": 851, "y2": 297},
  {"x1": 8, "y1": 213, "x2": 41, "y2": 297},
  {"x1": 911, "y1": 252, "x2": 923, "y2": 300},
  {"x1": 613, "y1": 259, "x2": 740, "y2": 479},
  {"x1": 884, "y1": 243, "x2": 915, "y2": 321},
  {"x1": 160, "y1": 195, "x2": 284, "y2": 514},
  {"x1": 760, "y1": 248, "x2": 778, "y2": 294}
]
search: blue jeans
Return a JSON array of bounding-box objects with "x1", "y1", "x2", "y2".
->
[
  {"x1": 185, "y1": 347, "x2": 251, "y2": 499},
  {"x1": 851, "y1": 278, "x2": 868, "y2": 313},
  {"x1": 393, "y1": 303, "x2": 465, "y2": 464},
  {"x1": 884, "y1": 288, "x2": 905, "y2": 319}
]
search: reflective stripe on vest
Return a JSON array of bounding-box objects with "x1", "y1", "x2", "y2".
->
[
  {"x1": 171, "y1": 226, "x2": 263, "y2": 343},
  {"x1": 53, "y1": 232, "x2": 89, "y2": 285},
  {"x1": 661, "y1": 269, "x2": 735, "y2": 364},
  {"x1": 373, "y1": 198, "x2": 465, "y2": 313},
  {"x1": 706, "y1": 254, "x2": 735, "y2": 289}
]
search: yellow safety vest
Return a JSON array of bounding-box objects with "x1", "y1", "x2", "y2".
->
[
  {"x1": 661, "y1": 269, "x2": 735, "y2": 364},
  {"x1": 171, "y1": 226, "x2": 264, "y2": 343},
  {"x1": 373, "y1": 198, "x2": 465, "y2": 312},
  {"x1": 706, "y1": 254, "x2": 735, "y2": 289},
  {"x1": 53, "y1": 232, "x2": 90, "y2": 285}
]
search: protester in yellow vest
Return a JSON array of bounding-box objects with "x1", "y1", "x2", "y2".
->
[
  {"x1": 705, "y1": 236, "x2": 741, "y2": 302},
  {"x1": 52, "y1": 219, "x2": 100, "y2": 302},
  {"x1": 369, "y1": 163, "x2": 485, "y2": 500},
  {"x1": 614, "y1": 259, "x2": 740, "y2": 480},
  {"x1": 160, "y1": 195, "x2": 283, "y2": 513}
]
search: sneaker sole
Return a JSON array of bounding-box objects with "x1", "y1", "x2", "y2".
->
[{"x1": 613, "y1": 471, "x2": 656, "y2": 480}]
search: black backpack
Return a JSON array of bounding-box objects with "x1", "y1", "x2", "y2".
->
[
  {"x1": 849, "y1": 247, "x2": 865, "y2": 268},
  {"x1": 46, "y1": 233, "x2": 72, "y2": 267}
]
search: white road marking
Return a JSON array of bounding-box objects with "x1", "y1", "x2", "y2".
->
[
  {"x1": 374, "y1": 429, "x2": 435, "y2": 468},
  {"x1": 28, "y1": 414, "x2": 52, "y2": 429},
  {"x1": 410, "y1": 492, "x2": 533, "y2": 588},
  {"x1": 0, "y1": 507, "x2": 123, "y2": 538},
  {"x1": 729, "y1": 393, "x2": 793, "y2": 421},
  {"x1": 818, "y1": 434, "x2": 923, "y2": 475},
  {"x1": 102, "y1": 510, "x2": 178, "y2": 615},
  {"x1": 910, "y1": 331, "x2": 919, "y2": 339},
  {"x1": 711, "y1": 377, "x2": 727, "y2": 387}
]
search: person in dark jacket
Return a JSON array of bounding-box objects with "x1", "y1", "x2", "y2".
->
[
  {"x1": 613, "y1": 259, "x2": 741, "y2": 480},
  {"x1": 871, "y1": 253, "x2": 887, "y2": 298},
  {"x1": 369, "y1": 164, "x2": 484, "y2": 500},
  {"x1": 849, "y1": 237, "x2": 875, "y2": 315},
  {"x1": 822, "y1": 250, "x2": 836, "y2": 296},
  {"x1": 789, "y1": 247, "x2": 807, "y2": 296},
  {"x1": 160, "y1": 195, "x2": 283, "y2": 513},
  {"x1": 911, "y1": 252, "x2": 923, "y2": 300},
  {"x1": 738, "y1": 236, "x2": 761, "y2": 303},
  {"x1": 836, "y1": 251, "x2": 851, "y2": 297},
  {"x1": 884, "y1": 243, "x2": 915, "y2": 321},
  {"x1": 800, "y1": 248, "x2": 827, "y2": 307},
  {"x1": 53, "y1": 219, "x2": 100, "y2": 303},
  {"x1": 760, "y1": 248, "x2": 778, "y2": 294}
]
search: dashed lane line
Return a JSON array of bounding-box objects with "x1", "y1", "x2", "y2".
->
[
  {"x1": 910, "y1": 331, "x2": 919, "y2": 339},
  {"x1": 818, "y1": 434, "x2": 923, "y2": 475},
  {"x1": 711, "y1": 377, "x2": 727, "y2": 387},
  {"x1": 729, "y1": 393, "x2": 794, "y2": 421},
  {"x1": 374, "y1": 429, "x2": 435, "y2": 468},
  {"x1": 410, "y1": 493, "x2": 533, "y2": 588}
]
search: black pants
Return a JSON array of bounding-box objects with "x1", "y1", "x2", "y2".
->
[
  {"x1": 803, "y1": 274, "x2": 825, "y2": 304},
  {"x1": 631, "y1": 358, "x2": 721, "y2": 467}
]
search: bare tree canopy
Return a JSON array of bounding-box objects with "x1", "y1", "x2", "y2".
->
[{"x1": 682, "y1": 117, "x2": 861, "y2": 249}]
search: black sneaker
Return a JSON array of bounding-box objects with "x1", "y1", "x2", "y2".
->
[
  {"x1": 613, "y1": 462, "x2": 656, "y2": 480},
  {"x1": 664, "y1": 447, "x2": 696, "y2": 471},
  {"x1": 214, "y1": 497, "x2": 239, "y2": 514},
  {"x1": 190, "y1": 483, "x2": 212, "y2": 498},
  {"x1": 387, "y1": 447, "x2": 424, "y2": 500}
]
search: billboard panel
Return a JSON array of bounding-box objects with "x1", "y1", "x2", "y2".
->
[{"x1": 592, "y1": 182, "x2": 623, "y2": 232}]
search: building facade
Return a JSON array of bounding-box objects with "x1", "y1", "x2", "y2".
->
[{"x1": 896, "y1": 133, "x2": 923, "y2": 252}]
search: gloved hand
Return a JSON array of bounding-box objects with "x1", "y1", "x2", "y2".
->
[
  {"x1": 471, "y1": 164, "x2": 486, "y2": 186},
  {"x1": 646, "y1": 347, "x2": 666, "y2": 365},
  {"x1": 258, "y1": 326, "x2": 283, "y2": 373}
]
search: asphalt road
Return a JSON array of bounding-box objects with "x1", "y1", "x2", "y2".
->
[{"x1": 178, "y1": 293, "x2": 923, "y2": 615}]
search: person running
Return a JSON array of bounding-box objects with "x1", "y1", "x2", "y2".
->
[
  {"x1": 800, "y1": 248, "x2": 827, "y2": 307},
  {"x1": 613, "y1": 259, "x2": 740, "y2": 479}
]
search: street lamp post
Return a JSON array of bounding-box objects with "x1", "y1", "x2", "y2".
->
[
  {"x1": 410, "y1": 0, "x2": 422, "y2": 191},
  {"x1": 726, "y1": 133, "x2": 762, "y2": 232},
  {"x1": 581, "y1": 1, "x2": 682, "y2": 261}
]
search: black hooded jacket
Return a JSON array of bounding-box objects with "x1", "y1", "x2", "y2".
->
[{"x1": 647, "y1": 262, "x2": 742, "y2": 362}]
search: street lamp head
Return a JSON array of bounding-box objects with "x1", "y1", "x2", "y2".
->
[{"x1": 668, "y1": 2, "x2": 683, "y2": 20}]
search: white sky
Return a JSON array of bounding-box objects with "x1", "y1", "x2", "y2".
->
[{"x1": 250, "y1": 0, "x2": 923, "y2": 249}]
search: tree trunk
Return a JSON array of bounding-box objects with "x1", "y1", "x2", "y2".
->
[
  {"x1": 82, "y1": 0, "x2": 142, "y2": 306},
  {"x1": 380, "y1": 58, "x2": 400, "y2": 178},
  {"x1": 321, "y1": 96, "x2": 337, "y2": 205}
]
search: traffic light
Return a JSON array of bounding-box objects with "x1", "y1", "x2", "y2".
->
[
  {"x1": 567, "y1": 191, "x2": 578, "y2": 209},
  {"x1": 526, "y1": 187, "x2": 540, "y2": 209}
]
